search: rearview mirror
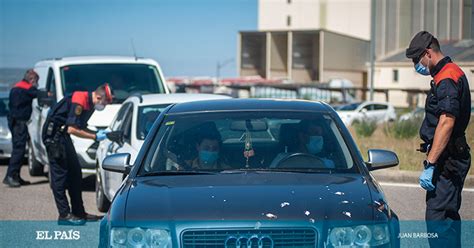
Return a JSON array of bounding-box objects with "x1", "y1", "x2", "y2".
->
[
  {"x1": 366, "y1": 149, "x2": 399, "y2": 171},
  {"x1": 103, "y1": 153, "x2": 132, "y2": 174},
  {"x1": 37, "y1": 89, "x2": 55, "y2": 107},
  {"x1": 107, "y1": 131, "x2": 124, "y2": 146},
  {"x1": 230, "y1": 119, "x2": 268, "y2": 131}
]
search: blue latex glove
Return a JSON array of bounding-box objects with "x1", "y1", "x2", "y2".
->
[
  {"x1": 419, "y1": 166, "x2": 435, "y2": 191},
  {"x1": 96, "y1": 130, "x2": 110, "y2": 141}
]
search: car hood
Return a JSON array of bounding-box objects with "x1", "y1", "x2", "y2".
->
[
  {"x1": 88, "y1": 104, "x2": 122, "y2": 128},
  {"x1": 336, "y1": 111, "x2": 355, "y2": 118},
  {"x1": 124, "y1": 172, "x2": 374, "y2": 222}
]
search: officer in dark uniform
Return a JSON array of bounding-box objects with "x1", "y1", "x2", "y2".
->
[
  {"x1": 42, "y1": 83, "x2": 113, "y2": 225},
  {"x1": 3, "y1": 69, "x2": 39, "y2": 187},
  {"x1": 406, "y1": 31, "x2": 471, "y2": 247}
]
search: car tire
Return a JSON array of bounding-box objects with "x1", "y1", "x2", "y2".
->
[
  {"x1": 28, "y1": 141, "x2": 44, "y2": 176},
  {"x1": 96, "y1": 165, "x2": 111, "y2": 213}
]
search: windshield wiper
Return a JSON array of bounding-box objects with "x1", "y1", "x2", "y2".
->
[{"x1": 141, "y1": 171, "x2": 217, "y2": 176}]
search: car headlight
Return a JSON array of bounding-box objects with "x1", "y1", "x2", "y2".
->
[
  {"x1": 327, "y1": 224, "x2": 390, "y2": 247},
  {"x1": 111, "y1": 227, "x2": 172, "y2": 248}
]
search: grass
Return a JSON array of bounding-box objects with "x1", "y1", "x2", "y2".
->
[
  {"x1": 353, "y1": 120, "x2": 377, "y2": 137},
  {"x1": 349, "y1": 118, "x2": 474, "y2": 175}
]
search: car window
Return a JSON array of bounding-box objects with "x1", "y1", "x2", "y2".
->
[
  {"x1": 46, "y1": 68, "x2": 57, "y2": 102},
  {"x1": 111, "y1": 103, "x2": 132, "y2": 131},
  {"x1": 362, "y1": 104, "x2": 374, "y2": 111},
  {"x1": 137, "y1": 104, "x2": 170, "y2": 140},
  {"x1": 140, "y1": 112, "x2": 355, "y2": 175},
  {"x1": 60, "y1": 64, "x2": 166, "y2": 103},
  {"x1": 121, "y1": 106, "x2": 134, "y2": 144},
  {"x1": 374, "y1": 104, "x2": 388, "y2": 110},
  {"x1": 338, "y1": 102, "x2": 361, "y2": 111},
  {"x1": 0, "y1": 97, "x2": 8, "y2": 116}
]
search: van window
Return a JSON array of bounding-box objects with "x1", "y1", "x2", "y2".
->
[{"x1": 60, "y1": 64, "x2": 165, "y2": 103}]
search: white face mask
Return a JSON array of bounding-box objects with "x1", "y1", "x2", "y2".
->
[{"x1": 94, "y1": 104, "x2": 105, "y2": 111}]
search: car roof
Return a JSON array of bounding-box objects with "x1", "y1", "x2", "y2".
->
[
  {"x1": 127, "y1": 93, "x2": 232, "y2": 106},
  {"x1": 34, "y1": 56, "x2": 159, "y2": 67},
  {"x1": 167, "y1": 98, "x2": 331, "y2": 114}
]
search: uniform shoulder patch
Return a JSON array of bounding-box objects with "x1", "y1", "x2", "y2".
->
[{"x1": 75, "y1": 105, "x2": 83, "y2": 115}]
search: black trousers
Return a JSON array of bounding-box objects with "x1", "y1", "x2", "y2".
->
[
  {"x1": 426, "y1": 149, "x2": 471, "y2": 248},
  {"x1": 46, "y1": 134, "x2": 85, "y2": 217},
  {"x1": 6, "y1": 118, "x2": 28, "y2": 178}
]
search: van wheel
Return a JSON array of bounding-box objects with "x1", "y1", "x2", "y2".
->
[
  {"x1": 28, "y1": 141, "x2": 44, "y2": 176},
  {"x1": 96, "y1": 166, "x2": 111, "y2": 212}
]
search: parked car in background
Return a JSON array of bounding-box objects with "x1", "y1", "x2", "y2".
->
[
  {"x1": 99, "y1": 99, "x2": 400, "y2": 248},
  {"x1": 336, "y1": 101, "x2": 397, "y2": 126},
  {"x1": 95, "y1": 93, "x2": 231, "y2": 212},
  {"x1": 0, "y1": 92, "x2": 11, "y2": 159},
  {"x1": 27, "y1": 56, "x2": 170, "y2": 176},
  {"x1": 399, "y1": 107, "x2": 425, "y2": 121}
]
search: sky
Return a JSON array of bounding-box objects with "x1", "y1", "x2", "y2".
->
[{"x1": 0, "y1": 0, "x2": 257, "y2": 77}]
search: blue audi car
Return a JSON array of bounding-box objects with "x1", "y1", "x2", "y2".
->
[{"x1": 100, "y1": 99, "x2": 400, "y2": 248}]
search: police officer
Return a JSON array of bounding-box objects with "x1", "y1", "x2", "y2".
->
[
  {"x1": 42, "y1": 83, "x2": 113, "y2": 225},
  {"x1": 3, "y1": 69, "x2": 39, "y2": 187},
  {"x1": 406, "y1": 31, "x2": 471, "y2": 247}
]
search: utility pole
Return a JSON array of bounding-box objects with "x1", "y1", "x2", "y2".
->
[
  {"x1": 216, "y1": 58, "x2": 234, "y2": 85},
  {"x1": 369, "y1": 0, "x2": 376, "y2": 101}
]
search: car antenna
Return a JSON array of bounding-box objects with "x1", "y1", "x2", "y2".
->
[{"x1": 130, "y1": 38, "x2": 138, "y2": 61}]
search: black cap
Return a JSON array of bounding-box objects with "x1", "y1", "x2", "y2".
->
[{"x1": 405, "y1": 31, "x2": 434, "y2": 59}]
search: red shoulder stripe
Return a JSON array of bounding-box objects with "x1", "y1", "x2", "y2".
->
[
  {"x1": 433, "y1": 63, "x2": 464, "y2": 85},
  {"x1": 71, "y1": 91, "x2": 91, "y2": 110},
  {"x1": 13, "y1": 81, "x2": 32, "y2": 90}
]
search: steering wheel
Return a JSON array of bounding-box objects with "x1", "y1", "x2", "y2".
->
[{"x1": 273, "y1": 152, "x2": 326, "y2": 169}]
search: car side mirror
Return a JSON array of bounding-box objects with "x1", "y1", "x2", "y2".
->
[
  {"x1": 360, "y1": 108, "x2": 368, "y2": 113},
  {"x1": 107, "y1": 131, "x2": 124, "y2": 146},
  {"x1": 38, "y1": 89, "x2": 55, "y2": 107},
  {"x1": 366, "y1": 149, "x2": 399, "y2": 171},
  {"x1": 103, "y1": 153, "x2": 132, "y2": 174}
]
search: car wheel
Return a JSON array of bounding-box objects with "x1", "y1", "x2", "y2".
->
[
  {"x1": 28, "y1": 140, "x2": 44, "y2": 176},
  {"x1": 96, "y1": 166, "x2": 111, "y2": 212}
]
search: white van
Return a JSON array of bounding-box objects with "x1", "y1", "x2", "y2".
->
[{"x1": 28, "y1": 56, "x2": 170, "y2": 176}]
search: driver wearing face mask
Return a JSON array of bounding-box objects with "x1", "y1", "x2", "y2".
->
[
  {"x1": 296, "y1": 120, "x2": 335, "y2": 169},
  {"x1": 190, "y1": 132, "x2": 230, "y2": 170}
]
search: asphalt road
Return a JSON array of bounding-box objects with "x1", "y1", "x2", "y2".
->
[{"x1": 0, "y1": 162, "x2": 473, "y2": 221}]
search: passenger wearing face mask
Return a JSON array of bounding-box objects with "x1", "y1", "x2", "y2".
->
[
  {"x1": 406, "y1": 31, "x2": 471, "y2": 248},
  {"x1": 295, "y1": 120, "x2": 335, "y2": 169},
  {"x1": 42, "y1": 83, "x2": 113, "y2": 225},
  {"x1": 190, "y1": 132, "x2": 230, "y2": 170}
]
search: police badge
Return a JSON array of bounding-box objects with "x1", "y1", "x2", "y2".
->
[{"x1": 75, "y1": 105, "x2": 83, "y2": 115}]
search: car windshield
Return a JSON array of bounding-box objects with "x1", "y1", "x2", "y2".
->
[
  {"x1": 60, "y1": 64, "x2": 166, "y2": 103},
  {"x1": 137, "y1": 104, "x2": 170, "y2": 140},
  {"x1": 338, "y1": 102, "x2": 361, "y2": 111},
  {"x1": 0, "y1": 97, "x2": 8, "y2": 116},
  {"x1": 139, "y1": 111, "x2": 356, "y2": 175}
]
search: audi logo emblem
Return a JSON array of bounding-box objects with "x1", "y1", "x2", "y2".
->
[{"x1": 224, "y1": 234, "x2": 274, "y2": 248}]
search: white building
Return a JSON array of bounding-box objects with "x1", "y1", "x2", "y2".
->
[
  {"x1": 258, "y1": 0, "x2": 371, "y2": 40},
  {"x1": 373, "y1": 40, "x2": 474, "y2": 108},
  {"x1": 238, "y1": 0, "x2": 371, "y2": 85}
]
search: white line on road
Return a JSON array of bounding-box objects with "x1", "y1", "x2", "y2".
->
[{"x1": 379, "y1": 182, "x2": 474, "y2": 192}]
